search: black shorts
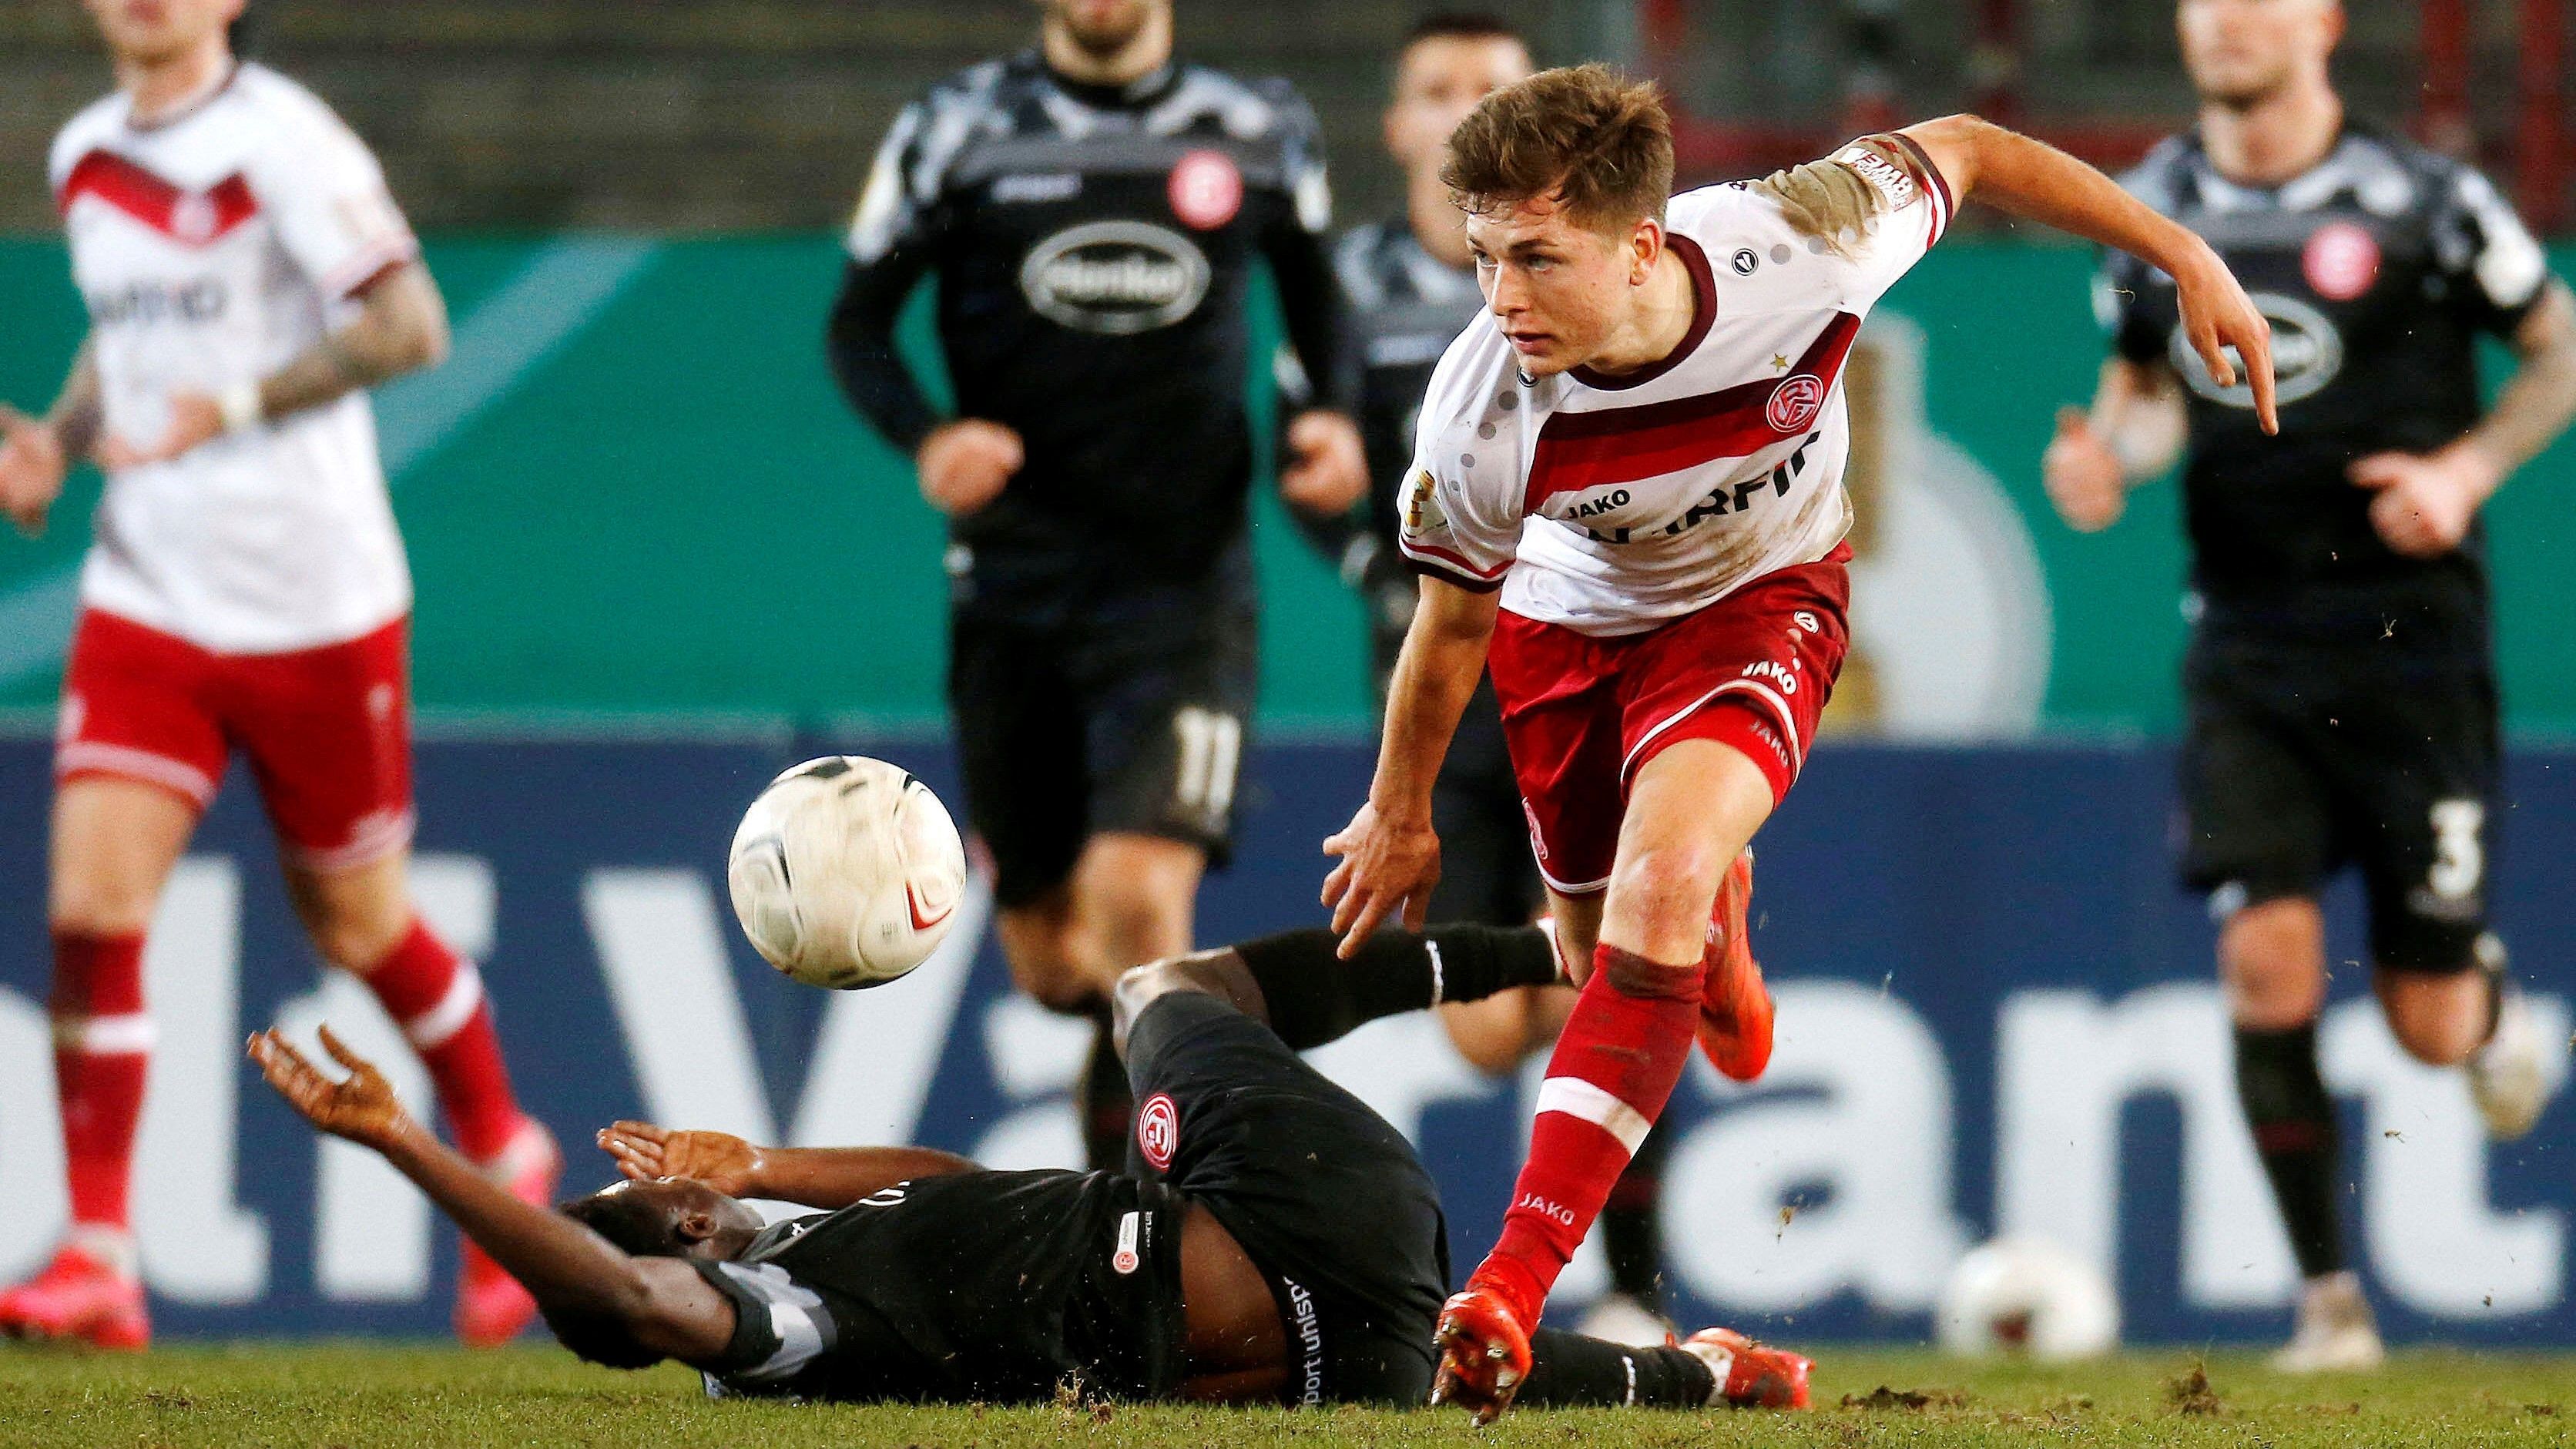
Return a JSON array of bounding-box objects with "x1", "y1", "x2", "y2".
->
[
  {"x1": 950, "y1": 588, "x2": 1257, "y2": 908},
  {"x1": 2179, "y1": 639, "x2": 2499, "y2": 971},
  {"x1": 1122, "y1": 992, "x2": 1448, "y2": 1407}
]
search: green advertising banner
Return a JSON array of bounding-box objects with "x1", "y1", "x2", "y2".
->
[{"x1": 2, "y1": 236, "x2": 2569, "y2": 736}]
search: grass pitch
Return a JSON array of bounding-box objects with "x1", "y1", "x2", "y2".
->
[{"x1": 2, "y1": 1343, "x2": 2569, "y2": 1447}]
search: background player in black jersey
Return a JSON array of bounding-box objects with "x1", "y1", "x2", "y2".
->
[
  {"x1": 246, "y1": 922, "x2": 1811, "y2": 1411},
  {"x1": 2044, "y1": 0, "x2": 2576, "y2": 1374},
  {"x1": 1313, "y1": 13, "x2": 1673, "y2": 1350},
  {"x1": 824, "y1": 0, "x2": 1367, "y2": 1170}
]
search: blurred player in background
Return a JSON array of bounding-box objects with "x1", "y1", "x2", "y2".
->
[
  {"x1": 826, "y1": 0, "x2": 1366, "y2": 1171},
  {"x1": 1324, "y1": 65, "x2": 2277, "y2": 1419},
  {"x1": 1320, "y1": 13, "x2": 1672, "y2": 1346},
  {"x1": 0, "y1": 0, "x2": 555, "y2": 1349},
  {"x1": 253, "y1": 920, "x2": 1811, "y2": 1411},
  {"x1": 2045, "y1": 0, "x2": 2576, "y2": 1372}
]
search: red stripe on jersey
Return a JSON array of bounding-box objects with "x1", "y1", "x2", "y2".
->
[
  {"x1": 1524, "y1": 311, "x2": 1863, "y2": 508},
  {"x1": 1402, "y1": 539, "x2": 1511, "y2": 588},
  {"x1": 1877, "y1": 132, "x2": 1954, "y2": 244},
  {"x1": 56, "y1": 150, "x2": 258, "y2": 246}
]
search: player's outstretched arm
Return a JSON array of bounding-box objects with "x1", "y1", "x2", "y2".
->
[
  {"x1": 0, "y1": 338, "x2": 102, "y2": 537},
  {"x1": 1898, "y1": 114, "x2": 2278, "y2": 434},
  {"x1": 250, "y1": 1028, "x2": 734, "y2": 1364},
  {"x1": 1323, "y1": 574, "x2": 1499, "y2": 956},
  {"x1": 595, "y1": 1119, "x2": 977, "y2": 1210},
  {"x1": 102, "y1": 262, "x2": 452, "y2": 469}
]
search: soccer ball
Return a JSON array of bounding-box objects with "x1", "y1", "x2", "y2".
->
[
  {"x1": 1936, "y1": 1237, "x2": 2121, "y2": 1360},
  {"x1": 725, "y1": 756, "x2": 968, "y2": 990}
]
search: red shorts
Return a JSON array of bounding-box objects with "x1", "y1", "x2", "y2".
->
[
  {"x1": 1488, "y1": 545, "x2": 1851, "y2": 895},
  {"x1": 55, "y1": 609, "x2": 417, "y2": 873}
]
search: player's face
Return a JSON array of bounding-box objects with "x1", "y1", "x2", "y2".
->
[
  {"x1": 2177, "y1": 0, "x2": 2342, "y2": 106},
  {"x1": 84, "y1": 0, "x2": 240, "y2": 65},
  {"x1": 1041, "y1": 0, "x2": 1164, "y2": 58},
  {"x1": 1465, "y1": 193, "x2": 1655, "y2": 378},
  {"x1": 1385, "y1": 35, "x2": 1535, "y2": 177}
]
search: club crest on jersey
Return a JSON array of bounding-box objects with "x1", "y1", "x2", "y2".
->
[
  {"x1": 2303, "y1": 220, "x2": 2380, "y2": 301},
  {"x1": 1137, "y1": 1092, "x2": 1179, "y2": 1170},
  {"x1": 1169, "y1": 149, "x2": 1243, "y2": 231},
  {"x1": 1767, "y1": 374, "x2": 1826, "y2": 433}
]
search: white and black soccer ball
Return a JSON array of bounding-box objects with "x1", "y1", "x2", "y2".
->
[
  {"x1": 1936, "y1": 1237, "x2": 2121, "y2": 1361},
  {"x1": 726, "y1": 756, "x2": 967, "y2": 990}
]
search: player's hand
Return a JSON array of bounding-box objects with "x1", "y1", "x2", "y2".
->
[
  {"x1": 596, "y1": 1119, "x2": 764, "y2": 1198},
  {"x1": 2041, "y1": 406, "x2": 2128, "y2": 532},
  {"x1": 1321, "y1": 799, "x2": 1441, "y2": 958},
  {"x1": 0, "y1": 405, "x2": 68, "y2": 537},
  {"x1": 99, "y1": 391, "x2": 224, "y2": 471},
  {"x1": 914, "y1": 419, "x2": 1023, "y2": 517},
  {"x1": 247, "y1": 1025, "x2": 417, "y2": 1152},
  {"x1": 2170, "y1": 245, "x2": 2277, "y2": 434},
  {"x1": 1279, "y1": 409, "x2": 1367, "y2": 516},
  {"x1": 2349, "y1": 445, "x2": 2496, "y2": 558}
]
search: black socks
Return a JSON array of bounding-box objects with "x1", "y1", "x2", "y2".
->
[
  {"x1": 2234, "y1": 1021, "x2": 2344, "y2": 1279},
  {"x1": 1078, "y1": 1003, "x2": 1134, "y2": 1172},
  {"x1": 1232, "y1": 922, "x2": 1559, "y2": 1051},
  {"x1": 1520, "y1": 1327, "x2": 1715, "y2": 1408},
  {"x1": 1601, "y1": 1125, "x2": 1674, "y2": 1309}
]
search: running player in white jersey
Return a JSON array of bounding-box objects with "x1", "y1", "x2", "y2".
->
[
  {"x1": 1320, "y1": 65, "x2": 2278, "y2": 1420},
  {"x1": 0, "y1": 0, "x2": 556, "y2": 1350}
]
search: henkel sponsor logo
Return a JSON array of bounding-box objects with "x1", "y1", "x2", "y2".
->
[
  {"x1": 2172, "y1": 292, "x2": 2343, "y2": 408},
  {"x1": 2303, "y1": 221, "x2": 2380, "y2": 302},
  {"x1": 1019, "y1": 220, "x2": 1210, "y2": 335},
  {"x1": 1767, "y1": 374, "x2": 1826, "y2": 433},
  {"x1": 1167, "y1": 149, "x2": 1243, "y2": 231},
  {"x1": 1137, "y1": 1092, "x2": 1179, "y2": 1171}
]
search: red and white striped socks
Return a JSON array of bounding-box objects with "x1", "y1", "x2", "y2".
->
[
  {"x1": 50, "y1": 931, "x2": 151, "y2": 1276},
  {"x1": 359, "y1": 920, "x2": 524, "y2": 1163},
  {"x1": 1478, "y1": 942, "x2": 1703, "y2": 1323}
]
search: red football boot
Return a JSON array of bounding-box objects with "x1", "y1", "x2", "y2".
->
[
  {"x1": 455, "y1": 1116, "x2": 561, "y2": 1347},
  {"x1": 1681, "y1": 1325, "x2": 1813, "y2": 1409},
  {"x1": 1431, "y1": 1280, "x2": 1536, "y2": 1424},
  {"x1": 0, "y1": 1241, "x2": 149, "y2": 1350},
  {"x1": 1696, "y1": 849, "x2": 1774, "y2": 1082}
]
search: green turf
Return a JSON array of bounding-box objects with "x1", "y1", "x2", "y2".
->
[{"x1": 2, "y1": 1343, "x2": 2569, "y2": 1447}]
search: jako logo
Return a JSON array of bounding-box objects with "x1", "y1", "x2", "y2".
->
[
  {"x1": 1020, "y1": 221, "x2": 1210, "y2": 335},
  {"x1": 1743, "y1": 659, "x2": 1800, "y2": 696},
  {"x1": 1515, "y1": 1193, "x2": 1577, "y2": 1226}
]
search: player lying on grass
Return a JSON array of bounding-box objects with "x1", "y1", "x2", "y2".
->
[{"x1": 250, "y1": 921, "x2": 1808, "y2": 1410}]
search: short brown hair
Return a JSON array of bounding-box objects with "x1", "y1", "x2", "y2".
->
[{"x1": 1441, "y1": 64, "x2": 1674, "y2": 231}]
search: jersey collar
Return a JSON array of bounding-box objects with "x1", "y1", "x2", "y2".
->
[
  {"x1": 1571, "y1": 233, "x2": 1716, "y2": 392},
  {"x1": 1031, "y1": 47, "x2": 1181, "y2": 111},
  {"x1": 122, "y1": 59, "x2": 242, "y2": 134}
]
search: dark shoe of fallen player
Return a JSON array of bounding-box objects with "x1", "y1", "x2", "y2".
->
[{"x1": 247, "y1": 921, "x2": 1815, "y2": 1410}]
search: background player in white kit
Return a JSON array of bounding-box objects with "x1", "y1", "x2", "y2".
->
[
  {"x1": 1321, "y1": 65, "x2": 2278, "y2": 1419},
  {"x1": 0, "y1": 0, "x2": 555, "y2": 1349}
]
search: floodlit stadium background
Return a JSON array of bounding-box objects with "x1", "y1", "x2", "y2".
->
[{"x1": 0, "y1": 0, "x2": 2568, "y2": 1346}]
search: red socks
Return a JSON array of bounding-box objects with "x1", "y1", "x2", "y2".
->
[
  {"x1": 1481, "y1": 942, "x2": 1702, "y2": 1323},
  {"x1": 361, "y1": 920, "x2": 523, "y2": 1162},
  {"x1": 50, "y1": 931, "x2": 152, "y2": 1238}
]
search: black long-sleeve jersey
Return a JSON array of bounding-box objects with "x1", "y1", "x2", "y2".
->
[
  {"x1": 1326, "y1": 218, "x2": 1487, "y2": 662},
  {"x1": 684, "y1": 1169, "x2": 1191, "y2": 1404},
  {"x1": 827, "y1": 50, "x2": 1355, "y2": 609},
  {"x1": 2098, "y1": 126, "x2": 2553, "y2": 661}
]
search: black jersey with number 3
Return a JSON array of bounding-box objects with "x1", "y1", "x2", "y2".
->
[
  {"x1": 2098, "y1": 126, "x2": 2551, "y2": 659},
  {"x1": 686, "y1": 1169, "x2": 1189, "y2": 1404}
]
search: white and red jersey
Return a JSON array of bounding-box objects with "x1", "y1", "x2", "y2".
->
[
  {"x1": 1397, "y1": 135, "x2": 1951, "y2": 636},
  {"x1": 49, "y1": 63, "x2": 419, "y2": 655}
]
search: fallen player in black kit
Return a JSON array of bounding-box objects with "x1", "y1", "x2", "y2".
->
[{"x1": 248, "y1": 921, "x2": 1810, "y2": 1410}]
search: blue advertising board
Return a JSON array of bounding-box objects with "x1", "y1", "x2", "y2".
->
[{"x1": 0, "y1": 734, "x2": 2564, "y2": 1346}]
